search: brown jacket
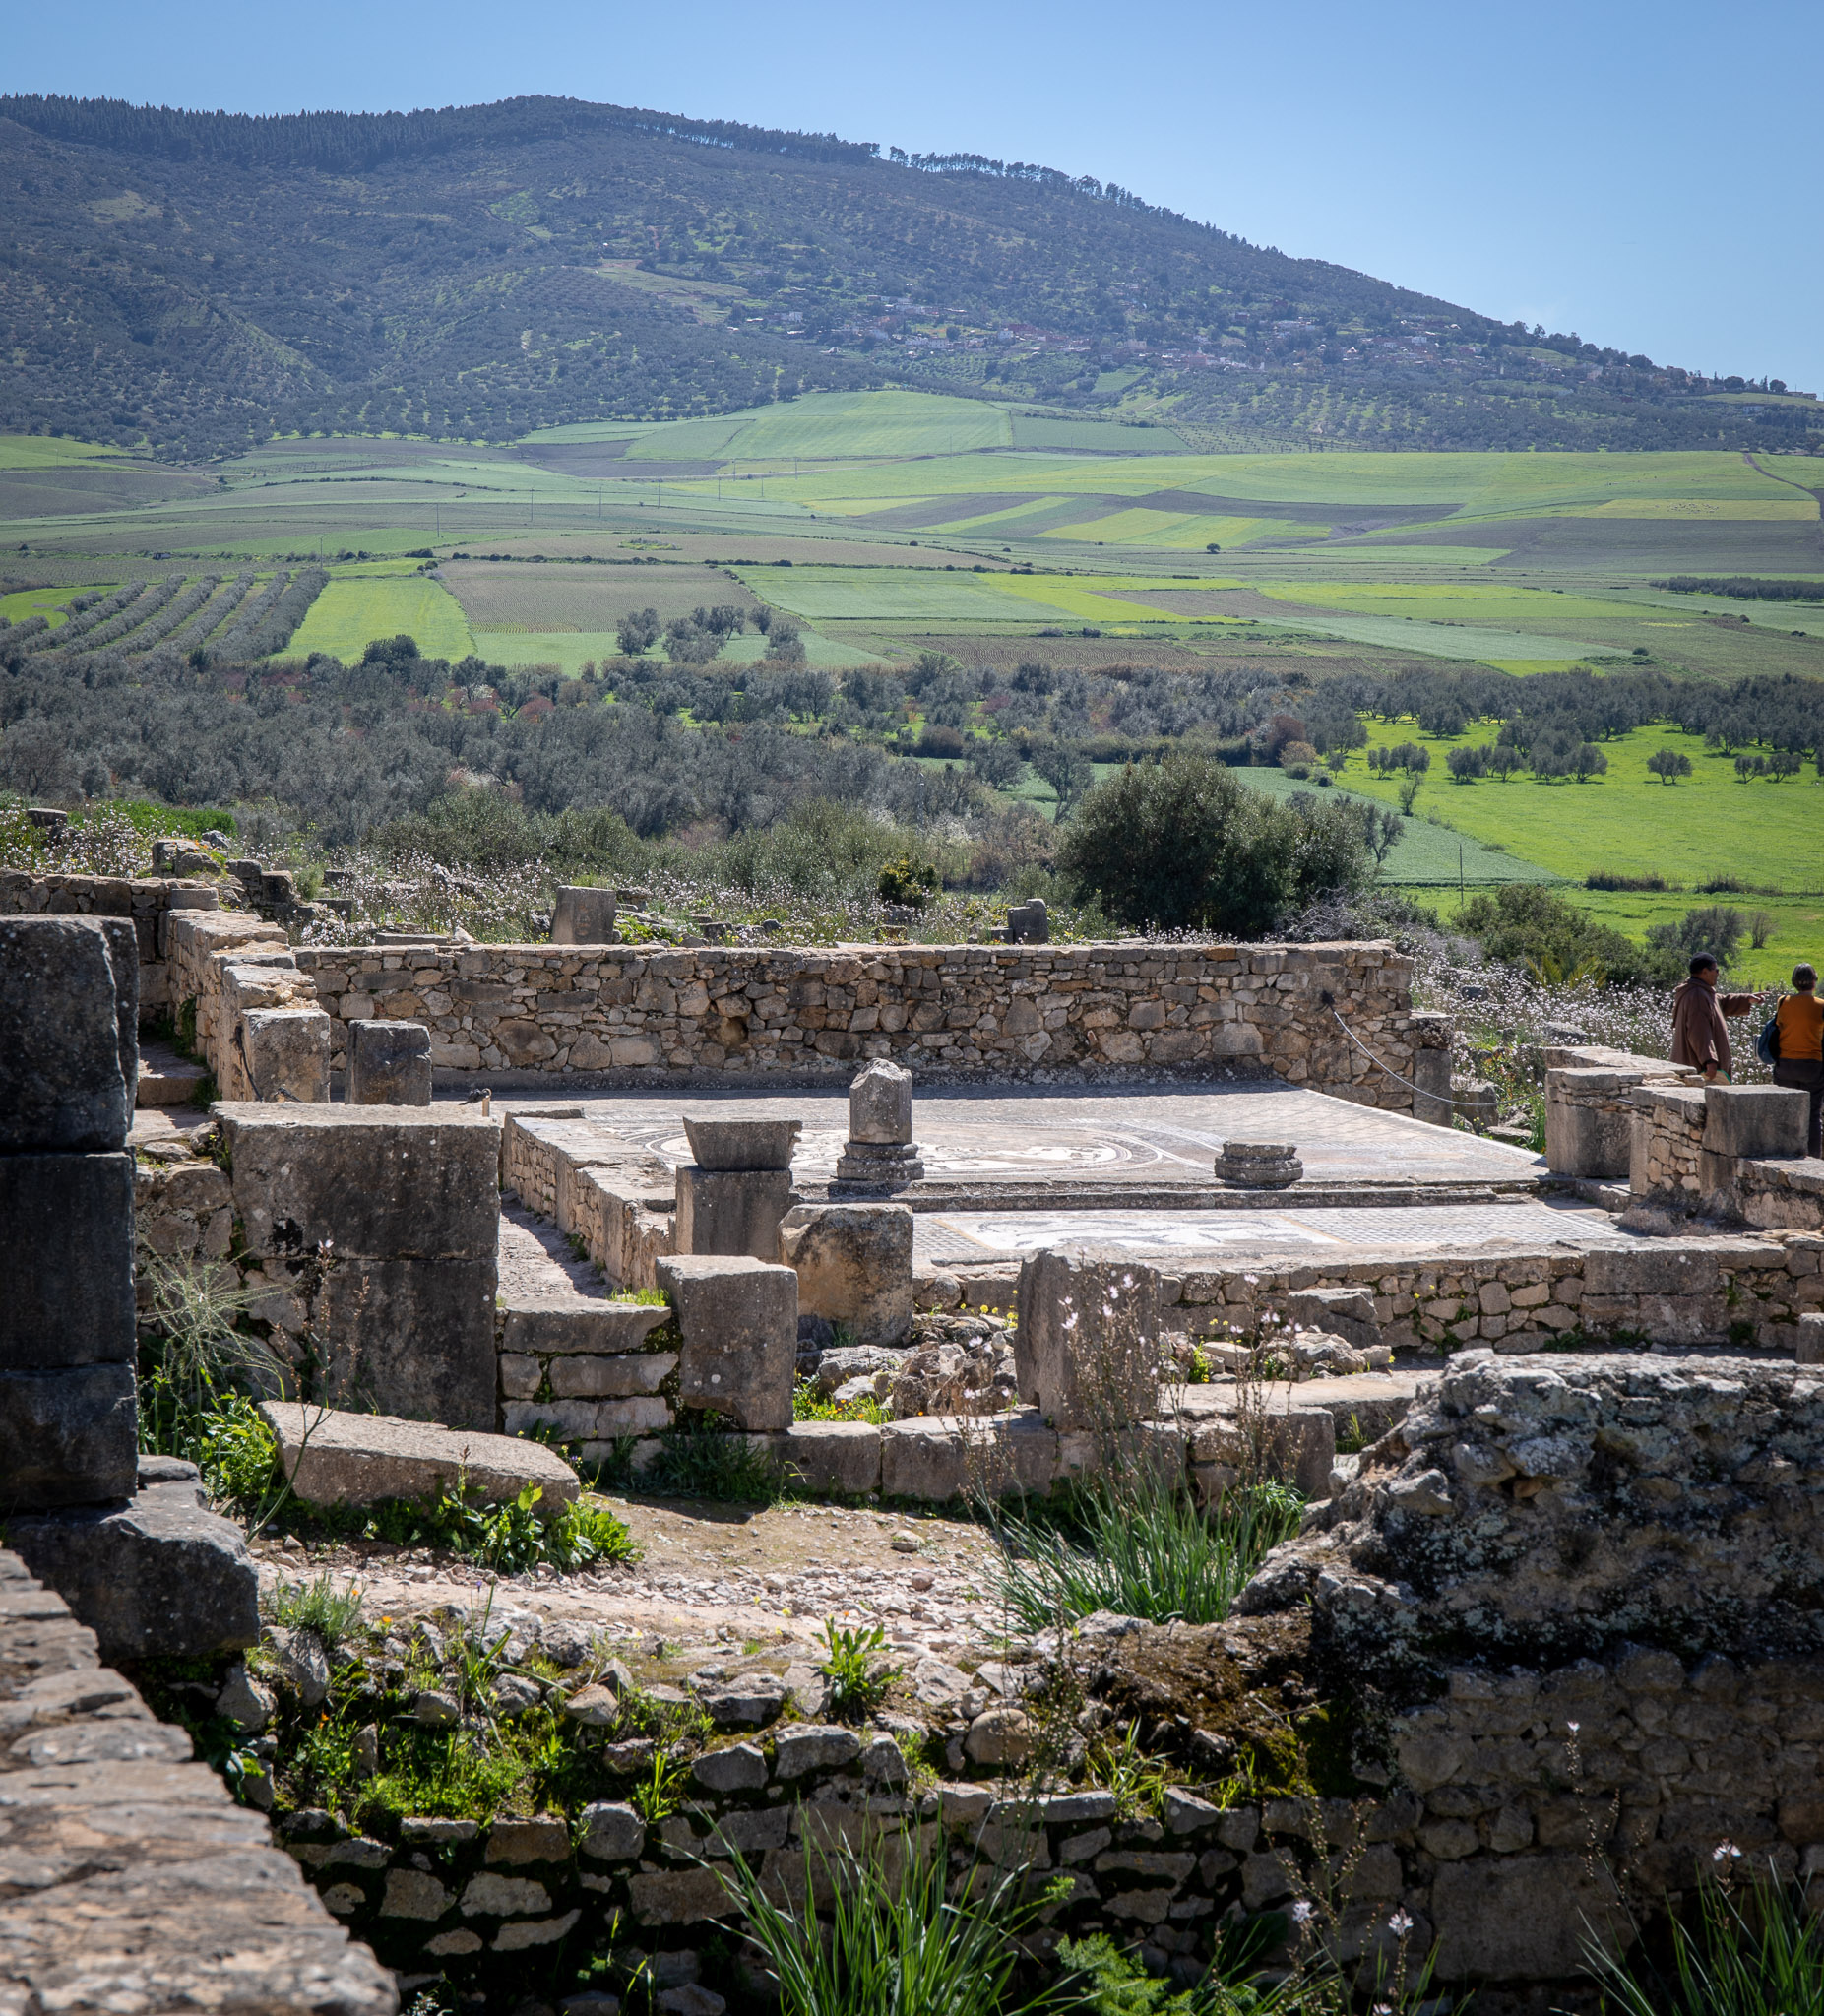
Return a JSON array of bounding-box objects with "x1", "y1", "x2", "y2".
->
[{"x1": 1670, "y1": 976, "x2": 1754, "y2": 1072}]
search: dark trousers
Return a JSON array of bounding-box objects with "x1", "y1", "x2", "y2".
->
[{"x1": 1774, "y1": 1058, "x2": 1824, "y2": 1158}]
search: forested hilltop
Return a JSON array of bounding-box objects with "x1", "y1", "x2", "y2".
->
[{"x1": 2, "y1": 93, "x2": 1815, "y2": 460}]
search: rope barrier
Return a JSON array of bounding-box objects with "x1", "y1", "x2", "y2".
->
[{"x1": 1328, "y1": 1006, "x2": 1486, "y2": 1111}]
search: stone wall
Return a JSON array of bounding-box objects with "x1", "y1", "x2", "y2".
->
[
  {"x1": 293, "y1": 941, "x2": 1449, "y2": 1102},
  {"x1": 0, "y1": 1548, "x2": 395, "y2": 2013},
  {"x1": 0, "y1": 867, "x2": 221, "y2": 1017},
  {"x1": 1628, "y1": 1082, "x2": 1709, "y2": 1204},
  {"x1": 1545, "y1": 1044, "x2": 1695, "y2": 1180},
  {"x1": 1231, "y1": 1351, "x2": 1824, "y2": 1984},
  {"x1": 499, "y1": 1112, "x2": 677, "y2": 1290},
  {"x1": 165, "y1": 909, "x2": 304, "y2": 1093},
  {"x1": 964, "y1": 1234, "x2": 1819, "y2": 1355}
]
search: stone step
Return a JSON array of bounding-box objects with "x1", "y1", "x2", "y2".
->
[
  {"x1": 261, "y1": 1401, "x2": 580, "y2": 1511},
  {"x1": 136, "y1": 1055, "x2": 210, "y2": 1107},
  {"x1": 499, "y1": 1294, "x2": 672, "y2": 1355}
]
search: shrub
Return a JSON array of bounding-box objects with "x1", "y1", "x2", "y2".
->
[
  {"x1": 1058, "y1": 751, "x2": 1373, "y2": 935},
  {"x1": 1454, "y1": 884, "x2": 1659, "y2": 989},
  {"x1": 877, "y1": 850, "x2": 941, "y2": 908}
]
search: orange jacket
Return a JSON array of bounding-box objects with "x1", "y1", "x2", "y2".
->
[{"x1": 1776, "y1": 991, "x2": 1824, "y2": 1062}]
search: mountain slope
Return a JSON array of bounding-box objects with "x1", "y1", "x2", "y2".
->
[{"x1": 1, "y1": 93, "x2": 1815, "y2": 460}]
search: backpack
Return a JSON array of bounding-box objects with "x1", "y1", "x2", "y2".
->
[{"x1": 1757, "y1": 1007, "x2": 1782, "y2": 1067}]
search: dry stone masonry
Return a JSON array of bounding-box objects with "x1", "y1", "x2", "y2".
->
[{"x1": 286, "y1": 940, "x2": 1447, "y2": 1103}]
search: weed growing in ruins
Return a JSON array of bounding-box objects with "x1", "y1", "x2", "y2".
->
[
  {"x1": 1083, "y1": 1719, "x2": 1170, "y2": 1822},
  {"x1": 988, "y1": 1473, "x2": 1301, "y2": 1632},
  {"x1": 794, "y1": 1377, "x2": 888, "y2": 1426},
  {"x1": 1584, "y1": 1859, "x2": 1824, "y2": 2016},
  {"x1": 266, "y1": 1573, "x2": 365, "y2": 1655},
  {"x1": 626, "y1": 1745, "x2": 692, "y2": 1824},
  {"x1": 719, "y1": 1818, "x2": 1073, "y2": 2016},
  {"x1": 358, "y1": 1480, "x2": 636, "y2": 1572},
  {"x1": 640, "y1": 1418, "x2": 788, "y2": 1503},
  {"x1": 816, "y1": 1618, "x2": 900, "y2": 1721}
]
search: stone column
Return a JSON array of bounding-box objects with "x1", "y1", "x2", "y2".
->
[
  {"x1": 1, "y1": 916, "x2": 258, "y2": 1660},
  {"x1": 834, "y1": 1058, "x2": 925, "y2": 1189},
  {"x1": 0, "y1": 916, "x2": 140, "y2": 1510}
]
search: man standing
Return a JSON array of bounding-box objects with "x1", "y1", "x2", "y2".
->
[
  {"x1": 1773, "y1": 963, "x2": 1824, "y2": 1159},
  {"x1": 1669, "y1": 953, "x2": 1754, "y2": 1080}
]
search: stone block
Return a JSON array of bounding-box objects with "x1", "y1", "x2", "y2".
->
[
  {"x1": 345, "y1": 1020, "x2": 433, "y2": 1105},
  {"x1": 1706, "y1": 1083, "x2": 1808, "y2": 1161},
  {"x1": 878, "y1": 1410, "x2": 1057, "y2": 1500},
  {"x1": 579, "y1": 1801, "x2": 645, "y2": 1860},
  {"x1": 658, "y1": 1254, "x2": 797, "y2": 1431},
  {"x1": 1546, "y1": 1069, "x2": 1640, "y2": 1178},
  {"x1": 0, "y1": 1362, "x2": 138, "y2": 1511},
  {"x1": 849, "y1": 1058, "x2": 912, "y2": 1144},
  {"x1": 260, "y1": 1402, "x2": 580, "y2": 1511},
  {"x1": 680, "y1": 1115, "x2": 800, "y2": 1170},
  {"x1": 1283, "y1": 1286, "x2": 1382, "y2": 1354},
  {"x1": 6, "y1": 1472, "x2": 259, "y2": 1659},
  {"x1": 547, "y1": 1352, "x2": 677, "y2": 1398},
  {"x1": 239, "y1": 1007, "x2": 332, "y2": 1102},
  {"x1": 314, "y1": 1256, "x2": 500, "y2": 1430},
  {"x1": 1429, "y1": 1852, "x2": 1630, "y2": 1982},
  {"x1": 550, "y1": 886, "x2": 618, "y2": 944},
  {"x1": 751, "y1": 1419, "x2": 883, "y2": 1495},
  {"x1": 1015, "y1": 1251, "x2": 1160, "y2": 1430},
  {"x1": 1006, "y1": 898, "x2": 1049, "y2": 944},
  {"x1": 505, "y1": 1395, "x2": 670, "y2": 1438},
  {"x1": 1798, "y1": 1313, "x2": 1824, "y2": 1366},
  {"x1": 0, "y1": 1154, "x2": 134, "y2": 1368},
  {"x1": 501, "y1": 1297, "x2": 672, "y2": 1354},
  {"x1": 0, "y1": 916, "x2": 132, "y2": 1152},
  {"x1": 216, "y1": 1104, "x2": 501, "y2": 1259},
  {"x1": 778, "y1": 1203, "x2": 913, "y2": 1346},
  {"x1": 1581, "y1": 1245, "x2": 1725, "y2": 1298},
  {"x1": 676, "y1": 1166, "x2": 796, "y2": 1261}
]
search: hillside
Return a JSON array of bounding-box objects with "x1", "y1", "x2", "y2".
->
[{"x1": 2, "y1": 93, "x2": 1817, "y2": 461}]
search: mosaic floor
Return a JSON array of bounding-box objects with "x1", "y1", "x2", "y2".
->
[
  {"x1": 912, "y1": 1198, "x2": 1643, "y2": 1265},
  {"x1": 527, "y1": 1082, "x2": 1541, "y2": 1191}
]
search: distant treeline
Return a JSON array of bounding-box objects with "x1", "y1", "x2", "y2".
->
[
  {"x1": 0, "y1": 94, "x2": 877, "y2": 172},
  {"x1": 1655, "y1": 576, "x2": 1824, "y2": 603}
]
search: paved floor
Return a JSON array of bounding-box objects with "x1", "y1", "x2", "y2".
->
[
  {"x1": 507, "y1": 1082, "x2": 1542, "y2": 1191},
  {"x1": 913, "y1": 1197, "x2": 1643, "y2": 1265}
]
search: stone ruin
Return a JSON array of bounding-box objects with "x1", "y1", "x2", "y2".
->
[{"x1": 20, "y1": 862, "x2": 1824, "y2": 2005}]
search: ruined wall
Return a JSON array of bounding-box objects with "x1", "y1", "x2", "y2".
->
[
  {"x1": 1230, "y1": 1351, "x2": 1824, "y2": 1983},
  {"x1": 1629, "y1": 1082, "x2": 1708, "y2": 1203},
  {"x1": 1545, "y1": 1044, "x2": 1695, "y2": 1180},
  {"x1": 293, "y1": 941, "x2": 1448, "y2": 1103},
  {"x1": 0, "y1": 868, "x2": 221, "y2": 1016}
]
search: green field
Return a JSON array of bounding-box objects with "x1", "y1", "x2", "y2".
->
[
  {"x1": 0, "y1": 435, "x2": 123, "y2": 471},
  {"x1": 1336, "y1": 720, "x2": 1820, "y2": 892},
  {"x1": 288, "y1": 572, "x2": 474, "y2": 663},
  {"x1": 1, "y1": 582, "x2": 117, "y2": 627}
]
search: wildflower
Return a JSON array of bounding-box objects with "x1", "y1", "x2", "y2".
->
[
  {"x1": 1713, "y1": 1840, "x2": 1740, "y2": 1861},
  {"x1": 1387, "y1": 1909, "x2": 1414, "y2": 1936},
  {"x1": 1290, "y1": 1899, "x2": 1315, "y2": 1924}
]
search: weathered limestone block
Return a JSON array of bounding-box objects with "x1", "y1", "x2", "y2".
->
[
  {"x1": 849, "y1": 1058, "x2": 913, "y2": 1143},
  {"x1": 216, "y1": 1105, "x2": 501, "y2": 1429},
  {"x1": 499, "y1": 1298, "x2": 671, "y2": 1355},
  {"x1": 345, "y1": 1020, "x2": 432, "y2": 1106},
  {"x1": 0, "y1": 1154, "x2": 135, "y2": 1368},
  {"x1": 676, "y1": 1166, "x2": 796, "y2": 1261},
  {"x1": 657, "y1": 1254, "x2": 796, "y2": 1431},
  {"x1": 0, "y1": 916, "x2": 133, "y2": 1152},
  {"x1": 878, "y1": 1409, "x2": 1061, "y2": 1500},
  {"x1": 778, "y1": 1203, "x2": 913, "y2": 1346},
  {"x1": 0, "y1": 1364, "x2": 138, "y2": 1512},
  {"x1": 241, "y1": 1006, "x2": 332, "y2": 1102},
  {"x1": 680, "y1": 1115, "x2": 800, "y2": 1170},
  {"x1": 6, "y1": 1463, "x2": 259, "y2": 1659},
  {"x1": 749, "y1": 1419, "x2": 883, "y2": 1495},
  {"x1": 1706, "y1": 1082, "x2": 1808, "y2": 1161},
  {"x1": 1015, "y1": 1251, "x2": 1161, "y2": 1429},
  {"x1": 550, "y1": 886, "x2": 618, "y2": 945},
  {"x1": 261, "y1": 1402, "x2": 580, "y2": 1513}
]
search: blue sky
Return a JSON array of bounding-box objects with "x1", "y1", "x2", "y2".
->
[{"x1": 11, "y1": 0, "x2": 1818, "y2": 389}]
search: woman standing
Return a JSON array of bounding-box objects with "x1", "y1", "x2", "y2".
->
[{"x1": 1773, "y1": 963, "x2": 1824, "y2": 1159}]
